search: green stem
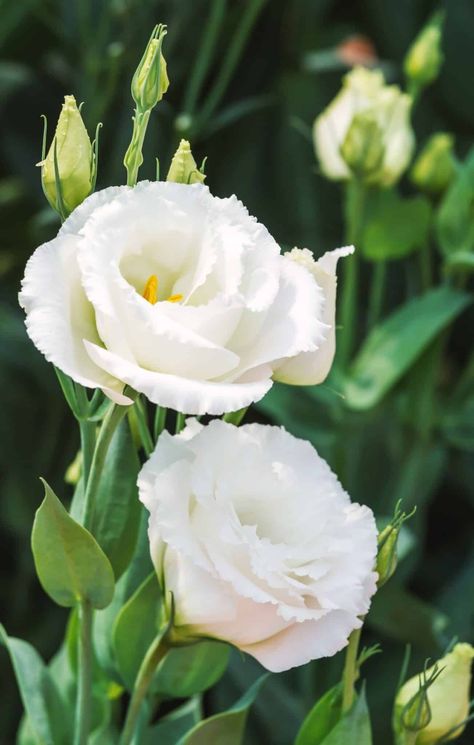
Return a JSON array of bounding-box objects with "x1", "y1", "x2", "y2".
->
[
  {"x1": 124, "y1": 109, "x2": 151, "y2": 187},
  {"x1": 182, "y1": 0, "x2": 227, "y2": 115},
  {"x1": 419, "y1": 242, "x2": 433, "y2": 291},
  {"x1": 367, "y1": 261, "x2": 386, "y2": 329},
  {"x1": 131, "y1": 398, "x2": 154, "y2": 457},
  {"x1": 154, "y1": 406, "x2": 167, "y2": 440},
  {"x1": 120, "y1": 635, "x2": 169, "y2": 745},
  {"x1": 79, "y1": 419, "x2": 96, "y2": 487},
  {"x1": 341, "y1": 626, "x2": 362, "y2": 713},
  {"x1": 175, "y1": 412, "x2": 186, "y2": 433},
  {"x1": 73, "y1": 601, "x2": 93, "y2": 745},
  {"x1": 338, "y1": 181, "x2": 367, "y2": 368},
  {"x1": 82, "y1": 401, "x2": 133, "y2": 530},
  {"x1": 195, "y1": 0, "x2": 267, "y2": 130},
  {"x1": 223, "y1": 407, "x2": 248, "y2": 426}
]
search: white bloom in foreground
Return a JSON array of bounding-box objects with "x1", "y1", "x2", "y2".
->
[
  {"x1": 19, "y1": 181, "x2": 350, "y2": 415},
  {"x1": 314, "y1": 66, "x2": 414, "y2": 187},
  {"x1": 138, "y1": 419, "x2": 378, "y2": 672}
]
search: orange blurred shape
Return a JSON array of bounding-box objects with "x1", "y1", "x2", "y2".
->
[{"x1": 337, "y1": 35, "x2": 378, "y2": 67}]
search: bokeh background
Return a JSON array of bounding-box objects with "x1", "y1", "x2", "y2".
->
[{"x1": 1, "y1": 1, "x2": 473, "y2": 742}]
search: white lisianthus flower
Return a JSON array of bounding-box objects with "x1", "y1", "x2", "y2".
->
[
  {"x1": 314, "y1": 66, "x2": 415, "y2": 187},
  {"x1": 19, "y1": 181, "x2": 349, "y2": 415},
  {"x1": 138, "y1": 419, "x2": 378, "y2": 673}
]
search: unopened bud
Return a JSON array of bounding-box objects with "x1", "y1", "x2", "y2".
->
[
  {"x1": 376, "y1": 502, "x2": 415, "y2": 587},
  {"x1": 411, "y1": 133, "x2": 456, "y2": 195},
  {"x1": 40, "y1": 95, "x2": 94, "y2": 216},
  {"x1": 166, "y1": 139, "x2": 206, "y2": 184},
  {"x1": 395, "y1": 645, "x2": 474, "y2": 744},
  {"x1": 376, "y1": 525, "x2": 398, "y2": 587},
  {"x1": 404, "y1": 12, "x2": 444, "y2": 93},
  {"x1": 340, "y1": 111, "x2": 385, "y2": 181},
  {"x1": 131, "y1": 24, "x2": 169, "y2": 112}
]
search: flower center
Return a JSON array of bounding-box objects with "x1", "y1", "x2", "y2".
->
[{"x1": 142, "y1": 274, "x2": 183, "y2": 304}]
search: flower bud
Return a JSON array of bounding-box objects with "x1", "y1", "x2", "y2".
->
[
  {"x1": 411, "y1": 133, "x2": 456, "y2": 195},
  {"x1": 395, "y1": 644, "x2": 474, "y2": 744},
  {"x1": 404, "y1": 12, "x2": 444, "y2": 93},
  {"x1": 166, "y1": 139, "x2": 205, "y2": 184},
  {"x1": 40, "y1": 95, "x2": 93, "y2": 216},
  {"x1": 376, "y1": 502, "x2": 414, "y2": 587},
  {"x1": 376, "y1": 525, "x2": 398, "y2": 587},
  {"x1": 131, "y1": 24, "x2": 169, "y2": 112},
  {"x1": 340, "y1": 111, "x2": 385, "y2": 180},
  {"x1": 313, "y1": 67, "x2": 414, "y2": 187}
]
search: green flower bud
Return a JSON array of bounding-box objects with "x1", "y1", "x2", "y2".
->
[
  {"x1": 400, "y1": 672, "x2": 434, "y2": 735},
  {"x1": 376, "y1": 502, "x2": 415, "y2": 588},
  {"x1": 404, "y1": 12, "x2": 444, "y2": 93},
  {"x1": 131, "y1": 24, "x2": 169, "y2": 112},
  {"x1": 340, "y1": 111, "x2": 385, "y2": 181},
  {"x1": 395, "y1": 645, "x2": 474, "y2": 744},
  {"x1": 411, "y1": 133, "x2": 456, "y2": 195},
  {"x1": 41, "y1": 95, "x2": 93, "y2": 217},
  {"x1": 376, "y1": 524, "x2": 398, "y2": 587},
  {"x1": 166, "y1": 139, "x2": 206, "y2": 184}
]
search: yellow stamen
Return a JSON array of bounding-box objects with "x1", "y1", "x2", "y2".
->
[
  {"x1": 142, "y1": 275, "x2": 158, "y2": 305},
  {"x1": 167, "y1": 293, "x2": 183, "y2": 303}
]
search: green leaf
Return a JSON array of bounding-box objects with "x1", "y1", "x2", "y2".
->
[
  {"x1": 369, "y1": 584, "x2": 449, "y2": 651},
  {"x1": 362, "y1": 191, "x2": 432, "y2": 262},
  {"x1": 344, "y1": 287, "x2": 471, "y2": 410},
  {"x1": 319, "y1": 687, "x2": 372, "y2": 745},
  {"x1": 177, "y1": 675, "x2": 268, "y2": 745},
  {"x1": 93, "y1": 511, "x2": 153, "y2": 681},
  {"x1": 112, "y1": 572, "x2": 163, "y2": 690},
  {"x1": 31, "y1": 479, "x2": 115, "y2": 609},
  {"x1": 436, "y1": 148, "x2": 474, "y2": 257},
  {"x1": 155, "y1": 640, "x2": 230, "y2": 698},
  {"x1": 144, "y1": 698, "x2": 201, "y2": 745},
  {"x1": 442, "y1": 396, "x2": 474, "y2": 450},
  {"x1": 0, "y1": 624, "x2": 67, "y2": 745},
  {"x1": 89, "y1": 418, "x2": 141, "y2": 579},
  {"x1": 295, "y1": 684, "x2": 342, "y2": 745}
]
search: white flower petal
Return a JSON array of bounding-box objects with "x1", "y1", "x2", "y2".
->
[
  {"x1": 274, "y1": 245, "x2": 354, "y2": 385},
  {"x1": 19, "y1": 234, "x2": 127, "y2": 402},
  {"x1": 241, "y1": 610, "x2": 361, "y2": 673},
  {"x1": 85, "y1": 341, "x2": 272, "y2": 415},
  {"x1": 139, "y1": 420, "x2": 378, "y2": 672}
]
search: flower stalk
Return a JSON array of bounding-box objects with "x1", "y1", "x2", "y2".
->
[
  {"x1": 341, "y1": 625, "x2": 363, "y2": 713},
  {"x1": 73, "y1": 600, "x2": 93, "y2": 745},
  {"x1": 338, "y1": 180, "x2": 367, "y2": 367},
  {"x1": 120, "y1": 633, "x2": 170, "y2": 745}
]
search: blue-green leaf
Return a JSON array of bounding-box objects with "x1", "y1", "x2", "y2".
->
[
  {"x1": 112, "y1": 572, "x2": 163, "y2": 690},
  {"x1": 31, "y1": 480, "x2": 115, "y2": 609},
  {"x1": 155, "y1": 640, "x2": 230, "y2": 698},
  {"x1": 1, "y1": 624, "x2": 68, "y2": 745},
  {"x1": 362, "y1": 191, "x2": 432, "y2": 262},
  {"x1": 295, "y1": 685, "x2": 342, "y2": 745},
  {"x1": 319, "y1": 687, "x2": 372, "y2": 745},
  {"x1": 144, "y1": 698, "x2": 201, "y2": 745},
  {"x1": 90, "y1": 419, "x2": 141, "y2": 579},
  {"x1": 177, "y1": 675, "x2": 268, "y2": 745},
  {"x1": 344, "y1": 287, "x2": 471, "y2": 410},
  {"x1": 436, "y1": 148, "x2": 474, "y2": 257}
]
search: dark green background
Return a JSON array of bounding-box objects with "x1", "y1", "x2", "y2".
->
[{"x1": 0, "y1": 1, "x2": 473, "y2": 743}]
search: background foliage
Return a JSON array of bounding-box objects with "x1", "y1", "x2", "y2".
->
[{"x1": 0, "y1": 0, "x2": 473, "y2": 742}]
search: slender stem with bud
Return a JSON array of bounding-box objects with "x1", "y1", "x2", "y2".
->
[{"x1": 341, "y1": 626, "x2": 363, "y2": 712}]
